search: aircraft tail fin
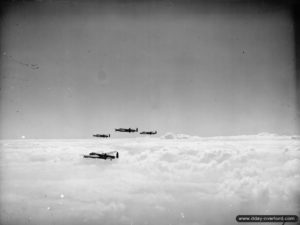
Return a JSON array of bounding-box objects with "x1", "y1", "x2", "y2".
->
[
  {"x1": 136, "y1": 128, "x2": 138, "y2": 132},
  {"x1": 109, "y1": 134, "x2": 110, "y2": 137}
]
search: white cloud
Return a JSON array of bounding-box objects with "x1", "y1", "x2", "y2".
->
[{"x1": 1, "y1": 135, "x2": 300, "y2": 225}]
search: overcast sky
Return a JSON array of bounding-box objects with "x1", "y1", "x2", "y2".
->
[{"x1": 0, "y1": 1, "x2": 298, "y2": 139}]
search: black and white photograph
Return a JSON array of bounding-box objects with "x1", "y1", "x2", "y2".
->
[{"x1": 0, "y1": 0, "x2": 300, "y2": 224}]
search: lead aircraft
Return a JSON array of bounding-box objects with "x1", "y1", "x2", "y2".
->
[{"x1": 83, "y1": 151, "x2": 119, "y2": 160}]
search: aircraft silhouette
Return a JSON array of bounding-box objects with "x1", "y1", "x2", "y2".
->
[
  {"x1": 93, "y1": 134, "x2": 110, "y2": 138},
  {"x1": 83, "y1": 151, "x2": 119, "y2": 160},
  {"x1": 115, "y1": 128, "x2": 138, "y2": 133},
  {"x1": 140, "y1": 131, "x2": 157, "y2": 135}
]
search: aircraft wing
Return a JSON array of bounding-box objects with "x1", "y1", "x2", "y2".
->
[{"x1": 89, "y1": 152, "x2": 104, "y2": 156}]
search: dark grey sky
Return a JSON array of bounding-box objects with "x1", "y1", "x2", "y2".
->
[{"x1": 0, "y1": 1, "x2": 298, "y2": 138}]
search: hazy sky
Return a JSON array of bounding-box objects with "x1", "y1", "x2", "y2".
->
[{"x1": 0, "y1": 1, "x2": 299, "y2": 139}]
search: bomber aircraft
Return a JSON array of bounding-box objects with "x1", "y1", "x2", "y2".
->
[
  {"x1": 115, "y1": 128, "x2": 138, "y2": 133},
  {"x1": 93, "y1": 134, "x2": 110, "y2": 138},
  {"x1": 140, "y1": 131, "x2": 157, "y2": 135},
  {"x1": 83, "y1": 151, "x2": 119, "y2": 160}
]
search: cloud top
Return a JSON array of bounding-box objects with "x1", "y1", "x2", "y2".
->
[{"x1": 1, "y1": 136, "x2": 299, "y2": 225}]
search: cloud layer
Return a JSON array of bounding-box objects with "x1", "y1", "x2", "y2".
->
[{"x1": 1, "y1": 135, "x2": 299, "y2": 225}]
